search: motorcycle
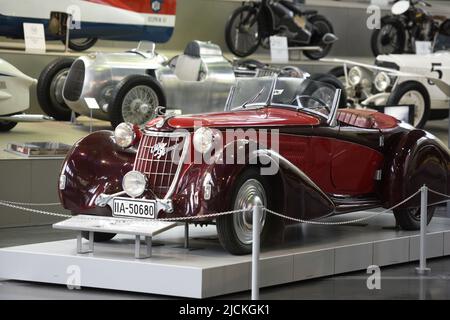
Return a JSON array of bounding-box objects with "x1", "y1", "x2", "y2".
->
[
  {"x1": 371, "y1": 0, "x2": 445, "y2": 56},
  {"x1": 225, "y1": 0, "x2": 338, "y2": 60}
]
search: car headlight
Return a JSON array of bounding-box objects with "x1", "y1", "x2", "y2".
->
[
  {"x1": 193, "y1": 127, "x2": 216, "y2": 154},
  {"x1": 374, "y1": 72, "x2": 391, "y2": 92},
  {"x1": 348, "y1": 67, "x2": 363, "y2": 86},
  {"x1": 114, "y1": 123, "x2": 135, "y2": 148},
  {"x1": 122, "y1": 171, "x2": 147, "y2": 198}
]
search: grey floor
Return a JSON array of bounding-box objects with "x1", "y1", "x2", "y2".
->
[{"x1": 1, "y1": 208, "x2": 450, "y2": 300}]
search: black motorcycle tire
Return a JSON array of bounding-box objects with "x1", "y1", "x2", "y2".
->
[
  {"x1": 225, "y1": 5, "x2": 261, "y2": 57},
  {"x1": 371, "y1": 17, "x2": 406, "y2": 56},
  {"x1": 303, "y1": 15, "x2": 335, "y2": 60}
]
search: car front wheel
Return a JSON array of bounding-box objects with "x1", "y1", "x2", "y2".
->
[
  {"x1": 386, "y1": 81, "x2": 430, "y2": 128},
  {"x1": 109, "y1": 75, "x2": 166, "y2": 129},
  {"x1": 37, "y1": 57, "x2": 76, "y2": 121},
  {"x1": 0, "y1": 120, "x2": 18, "y2": 132},
  {"x1": 216, "y1": 168, "x2": 278, "y2": 255},
  {"x1": 393, "y1": 206, "x2": 435, "y2": 231}
]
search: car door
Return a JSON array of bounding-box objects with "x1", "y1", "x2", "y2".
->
[
  {"x1": 307, "y1": 125, "x2": 383, "y2": 197},
  {"x1": 330, "y1": 126, "x2": 383, "y2": 196}
]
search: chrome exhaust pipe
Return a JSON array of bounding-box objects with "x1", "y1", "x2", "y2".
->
[
  {"x1": 322, "y1": 33, "x2": 338, "y2": 45},
  {"x1": 0, "y1": 114, "x2": 54, "y2": 122}
]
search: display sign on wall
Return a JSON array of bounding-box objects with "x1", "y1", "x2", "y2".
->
[{"x1": 23, "y1": 23, "x2": 46, "y2": 53}]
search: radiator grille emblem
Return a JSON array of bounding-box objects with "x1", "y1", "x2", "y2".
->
[{"x1": 151, "y1": 142, "x2": 167, "y2": 159}]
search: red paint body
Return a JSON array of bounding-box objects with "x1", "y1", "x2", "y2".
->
[
  {"x1": 59, "y1": 107, "x2": 450, "y2": 223},
  {"x1": 88, "y1": 0, "x2": 177, "y2": 15}
]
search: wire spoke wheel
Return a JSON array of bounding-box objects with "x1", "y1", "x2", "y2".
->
[
  {"x1": 121, "y1": 85, "x2": 159, "y2": 125},
  {"x1": 398, "y1": 90, "x2": 425, "y2": 127},
  {"x1": 225, "y1": 6, "x2": 260, "y2": 57},
  {"x1": 232, "y1": 179, "x2": 267, "y2": 245}
]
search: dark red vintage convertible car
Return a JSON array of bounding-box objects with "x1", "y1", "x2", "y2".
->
[{"x1": 58, "y1": 77, "x2": 450, "y2": 255}]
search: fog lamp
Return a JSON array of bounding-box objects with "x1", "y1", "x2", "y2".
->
[{"x1": 122, "y1": 171, "x2": 147, "y2": 198}]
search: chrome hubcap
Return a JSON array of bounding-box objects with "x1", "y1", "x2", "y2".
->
[
  {"x1": 398, "y1": 90, "x2": 425, "y2": 127},
  {"x1": 50, "y1": 69, "x2": 69, "y2": 106},
  {"x1": 122, "y1": 85, "x2": 159, "y2": 125},
  {"x1": 233, "y1": 179, "x2": 267, "y2": 245}
]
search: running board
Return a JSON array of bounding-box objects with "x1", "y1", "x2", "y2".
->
[{"x1": 0, "y1": 114, "x2": 54, "y2": 122}]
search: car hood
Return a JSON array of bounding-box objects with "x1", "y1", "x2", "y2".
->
[
  {"x1": 376, "y1": 52, "x2": 450, "y2": 69},
  {"x1": 80, "y1": 51, "x2": 167, "y2": 70},
  {"x1": 162, "y1": 107, "x2": 321, "y2": 129}
]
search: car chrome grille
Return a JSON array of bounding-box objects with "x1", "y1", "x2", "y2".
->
[
  {"x1": 63, "y1": 60, "x2": 85, "y2": 101},
  {"x1": 133, "y1": 131, "x2": 190, "y2": 199}
]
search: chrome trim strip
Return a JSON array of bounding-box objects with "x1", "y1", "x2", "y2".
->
[
  {"x1": 253, "y1": 149, "x2": 334, "y2": 205},
  {"x1": 327, "y1": 89, "x2": 341, "y2": 127}
]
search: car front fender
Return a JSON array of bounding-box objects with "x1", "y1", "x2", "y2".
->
[{"x1": 59, "y1": 130, "x2": 135, "y2": 215}]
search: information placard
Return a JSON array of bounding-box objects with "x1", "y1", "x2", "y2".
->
[
  {"x1": 270, "y1": 36, "x2": 289, "y2": 63},
  {"x1": 23, "y1": 23, "x2": 46, "y2": 53}
]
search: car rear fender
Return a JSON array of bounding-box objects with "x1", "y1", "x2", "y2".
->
[{"x1": 381, "y1": 129, "x2": 450, "y2": 208}]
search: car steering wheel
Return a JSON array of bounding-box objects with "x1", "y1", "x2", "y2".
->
[{"x1": 291, "y1": 95, "x2": 331, "y2": 112}]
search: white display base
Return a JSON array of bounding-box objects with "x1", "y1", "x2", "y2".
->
[{"x1": 1, "y1": 212, "x2": 450, "y2": 298}]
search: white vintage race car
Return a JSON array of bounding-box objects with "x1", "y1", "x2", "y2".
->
[
  {"x1": 326, "y1": 20, "x2": 450, "y2": 128},
  {"x1": 0, "y1": 58, "x2": 51, "y2": 131}
]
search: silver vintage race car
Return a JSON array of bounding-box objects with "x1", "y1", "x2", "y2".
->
[{"x1": 37, "y1": 40, "x2": 342, "y2": 128}]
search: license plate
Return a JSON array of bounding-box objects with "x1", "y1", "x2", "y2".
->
[{"x1": 112, "y1": 197, "x2": 156, "y2": 219}]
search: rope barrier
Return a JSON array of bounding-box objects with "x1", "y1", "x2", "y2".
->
[
  {"x1": 0, "y1": 200, "x2": 60, "y2": 206},
  {"x1": 0, "y1": 201, "x2": 71, "y2": 218},
  {"x1": 0, "y1": 186, "x2": 447, "y2": 225},
  {"x1": 265, "y1": 189, "x2": 421, "y2": 226}
]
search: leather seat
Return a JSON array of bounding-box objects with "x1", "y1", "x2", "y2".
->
[
  {"x1": 337, "y1": 109, "x2": 398, "y2": 130},
  {"x1": 175, "y1": 42, "x2": 203, "y2": 81}
]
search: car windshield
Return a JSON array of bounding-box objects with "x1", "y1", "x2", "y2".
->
[{"x1": 225, "y1": 76, "x2": 338, "y2": 118}]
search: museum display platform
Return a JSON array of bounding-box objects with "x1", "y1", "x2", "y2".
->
[{"x1": 1, "y1": 212, "x2": 450, "y2": 298}]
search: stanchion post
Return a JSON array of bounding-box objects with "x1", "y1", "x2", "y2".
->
[
  {"x1": 416, "y1": 185, "x2": 431, "y2": 274},
  {"x1": 251, "y1": 196, "x2": 262, "y2": 301},
  {"x1": 184, "y1": 222, "x2": 189, "y2": 249},
  {"x1": 65, "y1": 14, "x2": 71, "y2": 53},
  {"x1": 447, "y1": 103, "x2": 450, "y2": 217}
]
